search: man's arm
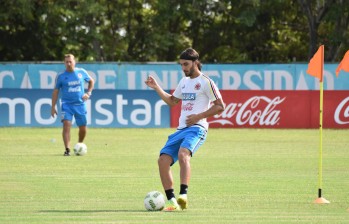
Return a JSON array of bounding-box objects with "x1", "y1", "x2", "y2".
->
[
  {"x1": 86, "y1": 78, "x2": 94, "y2": 94},
  {"x1": 154, "y1": 87, "x2": 180, "y2": 107},
  {"x1": 83, "y1": 78, "x2": 95, "y2": 101},
  {"x1": 185, "y1": 98, "x2": 225, "y2": 126},
  {"x1": 51, "y1": 89, "x2": 59, "y2": 117},
  {"x1": 145, "y1": 76, "x2": 180, "y2": 107}
]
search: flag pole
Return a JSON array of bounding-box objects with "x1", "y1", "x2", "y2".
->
[{"x1": 314, "y1": 48, "x2": 329, "y2": 204}]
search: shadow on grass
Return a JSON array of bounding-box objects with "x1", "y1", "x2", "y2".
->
[{"x1": 38, "y1": 209, "x2": 149, "y2": 213}]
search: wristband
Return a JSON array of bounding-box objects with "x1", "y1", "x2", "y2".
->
[{"x1": 86, "y1": 91, "x2": 92, "y2": 96}]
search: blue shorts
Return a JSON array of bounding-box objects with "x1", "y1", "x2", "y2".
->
[
  {"x1": 61, "y1": 103, "x2": 87, "y2": 127},
  {"x1": 160, "y1": 126, "x2": 207, "y2": 165}
]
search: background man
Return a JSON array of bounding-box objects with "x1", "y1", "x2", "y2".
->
[{"x1": 51, "y1": 54, "x2": 94, "y2": 156}]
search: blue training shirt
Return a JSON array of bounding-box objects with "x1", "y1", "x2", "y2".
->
[{"x1": 54, "y1": 67, "x2": 91, "y2": 104}]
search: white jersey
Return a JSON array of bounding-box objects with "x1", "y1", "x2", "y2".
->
[{"x1": 173, "y1": 73, "x2": 222, "y2": 130}]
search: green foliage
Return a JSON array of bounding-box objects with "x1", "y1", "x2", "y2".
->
[
  {"x1": 0, "y1": 0, "x2": 348, "y2": 62},
  {"x1": 0, "y1": 128, "x2": 348, "y2": 223}
]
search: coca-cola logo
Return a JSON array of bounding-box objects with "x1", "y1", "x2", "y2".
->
[
  {"x1": 210, "y1": 96, "x2": 285, "y2": 126},
  {"x1": 182, "y1": 102, "x2": 194, "y2": 111},
  {"x1": 334, "y1": 96, "x2": 349, "y2": 124}
]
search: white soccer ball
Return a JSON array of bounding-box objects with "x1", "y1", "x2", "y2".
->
[
  {"x1": 73, "y1": 143, "x2": 87, "y2": 156},
  {"x1": 144, "y1": 191, "x2": 165, "y2": 211}
]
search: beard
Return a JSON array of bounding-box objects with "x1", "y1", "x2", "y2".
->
[{"x1": 184, "y1": 65, "x2": 195, "y2": 77}]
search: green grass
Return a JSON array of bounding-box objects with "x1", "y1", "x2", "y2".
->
[{"x1": 0, "y1": 128, "x2": 348, "y2": 223}]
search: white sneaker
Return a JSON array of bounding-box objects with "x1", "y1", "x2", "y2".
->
[{"x1": 177, "y1": 194, "x2": 188, "y2": 210}]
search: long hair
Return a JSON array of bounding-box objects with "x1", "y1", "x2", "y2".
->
[{"x1": 179, "y1": 48, "x2": 202, "y2": 71}]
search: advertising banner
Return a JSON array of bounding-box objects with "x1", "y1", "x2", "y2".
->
[
  {"x1": 1, "y1": 63, "x2": 349, "y2": 90},
  {"x1": 1, "y1": 89, "x2": 348, "y2": 128},
  {"x1": 171, "y1": 90, "x2": 349, "y2": 128},
  {"x1": 0, "y1": 89, "x2": 170, "y2": 128}
]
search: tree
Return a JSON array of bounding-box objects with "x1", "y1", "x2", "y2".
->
[
  {"x1": 298, "y1": 0, "x2": 349, "y2": 61},
  {"x1": 0, "y1": 0, "x2": 349, "y2": 62}
]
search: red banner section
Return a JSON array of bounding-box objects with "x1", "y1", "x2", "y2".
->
[{"x1": 170, "y1": 90, "x2": 349, "y2": 128}]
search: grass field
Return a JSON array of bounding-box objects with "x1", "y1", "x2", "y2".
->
[{"x1": 0, "y1": 127, "x2": 348, "y2": 223}]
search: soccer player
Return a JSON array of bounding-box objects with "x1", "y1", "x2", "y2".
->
[
  {"x1": 145, "y1": 48, "x2": 225, "y2": 211},
  {"x1": 51, "y1": 54, "x2": 94, "y2": 156}
]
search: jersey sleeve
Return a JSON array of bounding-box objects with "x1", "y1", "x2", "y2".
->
[
  {"x1": 173, "y1": 78, "x2": 184, "y2": 99},
  {"x1": 54, "y1": 73, "x2": 62, "y2": 89},
  {"x1": 204, "y1": 77, "x2": 222, "y2": 102},
  {"x1": 81, "y1": 68, "x2": 91, "y2": 82}
]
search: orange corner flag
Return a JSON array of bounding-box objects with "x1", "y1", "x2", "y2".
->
[
  {"x1": 307, "y1": 45, "x2": 324, "y2": 82},
  {"x1": 335, "y1": 50, "x2": 349, "y2": 77}
]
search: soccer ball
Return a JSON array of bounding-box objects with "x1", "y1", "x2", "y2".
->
[
  {"x1": 73, "y1": 143, "x2": 87, "y2": 156},
  {"x1": 144, "y1": 191, "x2": 165, "y2": 211}
]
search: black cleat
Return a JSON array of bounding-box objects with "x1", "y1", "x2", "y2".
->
[{"x1": 64, "y1": 148, "x2": 70, "y2": 156}]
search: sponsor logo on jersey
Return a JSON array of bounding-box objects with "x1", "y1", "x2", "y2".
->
[
  {"x1": 182, "y1": 93, "x2": 196, "y2": 101},
  {"x1": 68, "y1": 80, "x2": 81, "y2": 86},
  {"x1": 68, "y1": 86, "x2": 82, "y2": 93},
  {"x1": 182, "y1": 102, "x2": 194, "y2": 111}
]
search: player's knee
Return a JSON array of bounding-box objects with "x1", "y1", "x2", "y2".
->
[
  {"x1": 158, "y1": 154, "x2": 172, "y2": 167},
  {"x1": 178, "y1": 149, "x2": 191, "y2": 164}
]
